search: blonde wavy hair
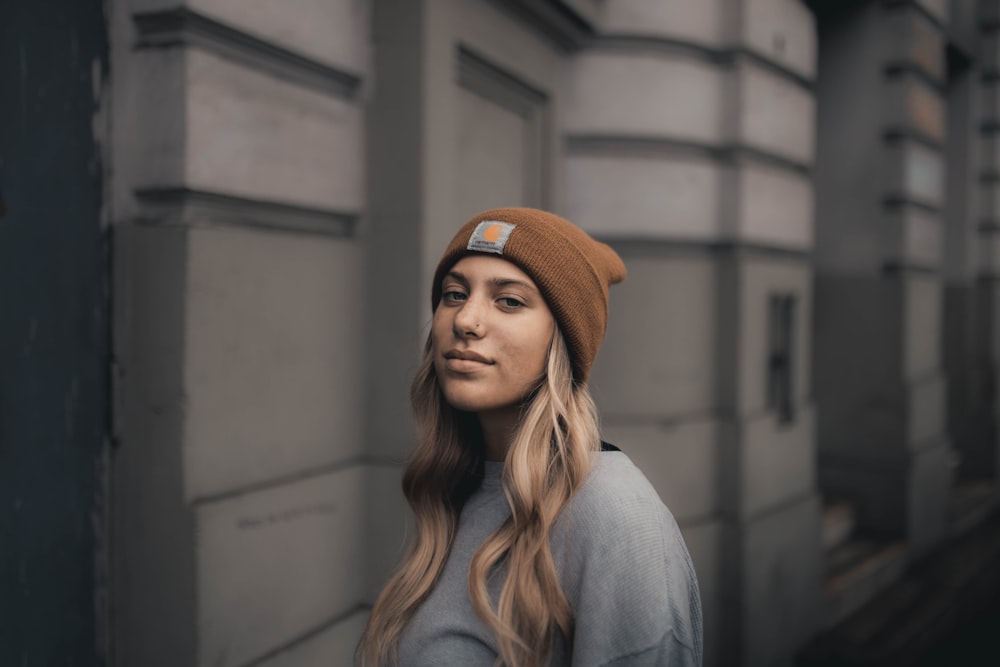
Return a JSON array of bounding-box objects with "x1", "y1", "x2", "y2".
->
[{"x1": 356, "y1": 328, "x2": 602, "y2": 667}]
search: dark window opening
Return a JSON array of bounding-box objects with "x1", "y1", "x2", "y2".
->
[{"x1": 768, "y1": 294, "x2": 797, "y2": 425}]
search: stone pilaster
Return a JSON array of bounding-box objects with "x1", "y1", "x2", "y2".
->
[
  {"x1": 110, "y1": 1, "x2": 370, "y2": 664},
  {"x1": 577, "y1": 2, "x2": 823, "y2": 664},
  {"x1": 813, "y1": 0, "x2": 952, "y2": 563},
  {"x1": 972, "y1": 0, "x2": 1000, "y2": 484},
  {"x1": 942, "y1": 0, "x2": 993, "y2": 489}
]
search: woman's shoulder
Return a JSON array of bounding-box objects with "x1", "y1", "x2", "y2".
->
[
  {"x1": 578, "y1": 448, "x2": 665, "y2": 509},
  {"x1": 555, "y1": 446, "x2": 704, "y2": 664},
  {"x1": 562, "y1": 447, "x2": 677, "y2": 539}
]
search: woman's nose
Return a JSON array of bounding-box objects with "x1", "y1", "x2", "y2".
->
[{"x1": 453, "y1": 298, "x2": 484, "y2": 337}]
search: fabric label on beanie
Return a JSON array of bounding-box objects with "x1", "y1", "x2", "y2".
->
[{"x1": 467, "y1": 221, "x2": 516, "y2": 255}]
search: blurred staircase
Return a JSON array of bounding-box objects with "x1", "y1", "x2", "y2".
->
[
  {"x1": 799, "y1": 485, "x2": 1000, "y2": 665},
  {"x1": 947, "y1": 480, "x2": 997, "y2": 538},
  {"x1": 821, "y1": 500, "x2": 906, "y2": 629}
]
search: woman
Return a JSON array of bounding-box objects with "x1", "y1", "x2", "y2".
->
[{"x1": 358, "y1": 208, "x2": 702, "y2": 666}]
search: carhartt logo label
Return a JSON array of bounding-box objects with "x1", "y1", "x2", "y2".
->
[
  {"x1": 467, "y1": 220, "x2": 515, "y2": 255},
  {"x1": 483, "y1": 224, "x2": 503, "y2": 242}
]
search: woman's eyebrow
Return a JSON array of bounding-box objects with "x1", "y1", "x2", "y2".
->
[
  {"x1": 444, "y1": 270, "x2": 469, "y2": 284},
  {"x1": 489, "y1": 277, "x2": 539, "y2": 294},
  {"x1": 445, "y1": 270, "x2": 539, "y2": 294}
]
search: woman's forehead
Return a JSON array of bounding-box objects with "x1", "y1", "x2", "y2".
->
[{"x1": 446, "y1": 255, "x2": 537, "y2": 287}]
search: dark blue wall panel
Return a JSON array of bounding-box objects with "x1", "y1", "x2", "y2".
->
[{"x1": 1, "y1": 1, "x2": 110, "y2": 665}]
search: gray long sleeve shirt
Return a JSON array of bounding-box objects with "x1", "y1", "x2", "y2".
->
[{"x1": 397, "y1": 450, "x2": 703, "y2": 666}]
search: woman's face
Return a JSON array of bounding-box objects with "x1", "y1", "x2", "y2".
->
[{"x1": 432, "y1": 255, "x2": 555, "y2": 416}]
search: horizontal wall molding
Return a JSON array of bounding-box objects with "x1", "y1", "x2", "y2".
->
[
  {"x1": 883, "y1": 127, "x2": 943, "y2": 152},
  {"x1": 244, "y1": 603, "x2": 371, "y2": 667},
  {"x1": 133, "y1": 8, "x2": 362, "y2": 99},
  {"x1": 601, "y1": 409, "x2": 721, "y2": 429},
  {"x1": 979, "y1": 70, "x2": 1000, "y2": 84},
  {"x1": 134, "y1": 187, "x2": 359, "y2": 238},
  {"x1": 602, "y1": 402, "x2": 816, "y2": 431},
  {"x1": 601, "y1": 237, "x2": 813, "y2": 261},
  {"x1": 566, "y1": 134, "x2": 812, "y2": 177},
  {"x1": 882, "y1": 193, "x2": 942, "y2": 215},
  {"x1": 883, "y1": 61, "x2": 944, "y2": 92},
  {"x1": 978, "y1": 221, "x2": 1000, "y2": 234},
  {"x1": 741, "y1": 47, "x2": 814, "y2": 91},
  {"x1": 881, "y1": 260, "x2": 941, "y2": 275},
  {"x1": 980, "y1": 119, "x2": 1000, "y2": 134},
  {"x1": 591, "y1": 33, "x2": 723, "y2": 64},
  {"x1": 590, "y1": 34, "x2": 815, "y2": 91},
  {"x1": 190, "y1": 456, "x2": 366, "y2": 507},
  {"x1": 567, "y1": 134, "x2": 717, "y2": 160},
  {"x1": 457, "y1": 45, "x2": 549, "y2": 110},
  {"x1": 882, "y1": 0, "x2": 947, "y2": 33},
  {"x1": 486, "y1": 0, "x2": 595, "y2": 50},
  {"x1": 187, "y1": 454, "x2": 409, "y2": 507}
]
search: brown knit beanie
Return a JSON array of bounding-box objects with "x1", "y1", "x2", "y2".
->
[{"x1": 431, "y1": 207, "x2": 626, "y2": 383}]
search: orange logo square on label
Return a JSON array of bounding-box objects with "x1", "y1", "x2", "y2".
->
[{"x1": 467, "y1": 220, "x2": 516, "y2": 255}]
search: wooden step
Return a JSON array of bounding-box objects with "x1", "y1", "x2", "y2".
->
[
  {"x1": 948, "y1": 481, "x2": 998, "y2": 539},
  {"x1": 822, "y1": 500, "x2": 855, "y2": 552},
  {"x1": 823, "y1": 538, "x2": 907, "y2": 630},
  {"x1": 798, "y1": 507, "x2": 1000, "y2": 666}
]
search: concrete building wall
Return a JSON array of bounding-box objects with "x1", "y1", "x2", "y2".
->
[
  {"x1": 813, "y1": 0, "x2": 953, "y2": 564},
  {"x1": 943, "y1": 0, "x2": 994, "y2": 486},
  {"x1": 972, "y1": 0, "x2": 1000, "y2": 484},
  {"x1": 99, "y1": 0, "x2": 1000, "y2": 666},
  {"x1": 110, "y1": 1, "x2": 369, "y2": 664},
  {"x1": 578, "y1": 3, "x2": 822, "y2": 665}
]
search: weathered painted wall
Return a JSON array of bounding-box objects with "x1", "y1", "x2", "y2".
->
[
  {"x1": 578, "y1": 2, "x2": 822, "y2": 664},
  {"x1": 0, "y1": 1, "x2": 110, "y2": 665},
  {"x1": 110, "y1": 0, "x2": 370, "y2": 664},
  {"x1": 38, "y1": 1, "x2": 994, "y2": 666},
  {"x1": 813, "y1": 0, "x2": 952, "y2": 563}
]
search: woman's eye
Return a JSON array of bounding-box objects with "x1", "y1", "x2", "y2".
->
[
  {"x1": 499, "y1": 297, "x2": 524, "y2": 309},
  {"x1": 442, "y1": 290, "x2": 467, "y2": 303}
]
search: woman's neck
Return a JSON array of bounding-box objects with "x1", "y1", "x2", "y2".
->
[{"x1": 477, "y1": 407, "x2": 519, "y2": 462}]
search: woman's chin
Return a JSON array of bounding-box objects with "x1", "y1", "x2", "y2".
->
[
  {"x1": 440, "y1": 386, "x2": 511, "y2": 415},
  {"x1": 442, "y1": 392, "x2": 495, "y2": 414}
]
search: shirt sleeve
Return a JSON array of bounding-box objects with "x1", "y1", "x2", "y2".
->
[
  {"x1": 601, "y1": 628, "x2": 700, "y2": 667},
  {"x1": 556, "y1": 459, "x2": 703, "y2": 667}
]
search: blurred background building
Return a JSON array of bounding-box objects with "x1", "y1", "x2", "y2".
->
[{"x1": 3, "y1": 0, "x2": 1000, "y2": 665}]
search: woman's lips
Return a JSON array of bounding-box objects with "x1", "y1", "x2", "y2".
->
[
  {"x1": 442, "y1": 349, "x2": 493, "y2": 372},
  {"x1": 443, "y1": 357, "x2": 493, "y2": 373}
]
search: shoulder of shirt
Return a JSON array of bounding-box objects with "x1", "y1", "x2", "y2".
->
[
  {"x1": 581, "y1": 449, "x2": 661, "y2": 504},
  {"x1": 561, "y1": 449, "x2": 675, "y2": 535}
]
